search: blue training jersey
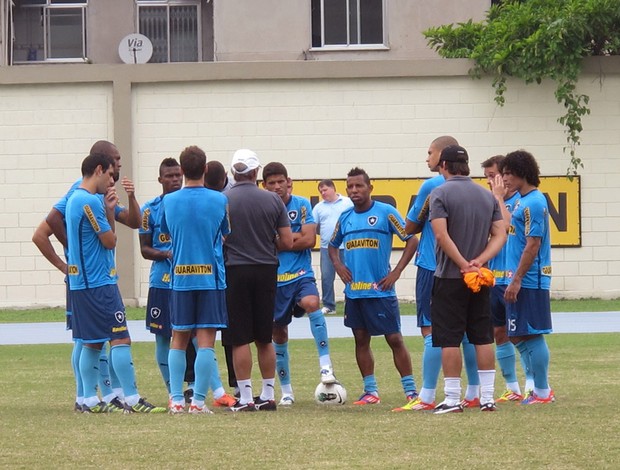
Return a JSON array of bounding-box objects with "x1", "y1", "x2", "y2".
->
[
  {"x1": 277, "y1": 194, "x2": 315, "y2": 286},
  {"x1": 140, "y1": 195, "x2": 172, "y2": 289},
  {"x1": 330, "y1": 201, "x2": 411, "y2": 299},
  {"x1": 406, "y1": 175, "x2": 444, "y2": 271},
  {"x1": 66, "y1": 188, "x2": 117, "y2": 290},
  {"x1": 506, "y1": 189, "x2": 552, "y2": 290},
  {"x1": 489, "y1": 191, "x2": 520, "y2": 285},
  {"x1": 55, "y1": 178, "x2": 124, "y2": 220},
  {"x1": 161, "y1": 186, "x2": 230, "y2": 291}
]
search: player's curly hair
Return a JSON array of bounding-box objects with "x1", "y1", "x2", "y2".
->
[
  {"x1": 159, "y1": 157, "x2": 179, "y2": 176},
  {"x1": 502, "y1": 150, "x2": 541, "y2": 187},
  {"x1": 347, "y1": 167, "x2": 370, "y2": 185}
]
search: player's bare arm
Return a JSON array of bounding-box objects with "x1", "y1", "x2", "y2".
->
[
  {"x1": 328, "y1": 244, "x2": 352, "y2": 284},
  {"x1": 470, "y1": 219, "x2": 507, "y2": 268},
  {"x1": 404, "y1": 219, "x2": 423, "y2": 236},
  {"x1": 115, "y1": 176, "x2": 141, "y2": 229},
  {"x1": 32, "y1": 220, "x2": 68, "y2": 274},
  {"x1": 290, "y1": 222, "x2": 317, "y2": 251},
  {"x1": 378, "y1": 235, "x2": 418, "y2": 290},
  {"x1": 45, "y1": 207, "x2": 67, "y2": 248},
  {"x1": 276, "y1": 225, "x2": 294, "y2": 251},
  {"x1": 504, "y1": 236, "x2": 541, "y2": 303},
  {"x1": 139, "y1": 233, "x2": 172, "y2": 261}
]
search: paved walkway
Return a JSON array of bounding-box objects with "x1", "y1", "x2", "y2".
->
[{"x1": 1, "y1": 311, "x2": 619, "y2": 345}]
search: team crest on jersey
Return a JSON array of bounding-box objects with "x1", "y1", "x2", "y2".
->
[
  {"x1": 368, "y1": 216, "x2": 378, "y2": 226},
  {"x1": 288, "y1": 210, "x2": 298, "y2": 221},
  {"x1": 114, "y1": 311, "x2": 125, "y2": 323},
  {"x1": 150, "y1": 307, "x2": 161, "y2": 319}
]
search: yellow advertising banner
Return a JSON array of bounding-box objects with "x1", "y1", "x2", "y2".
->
[{"x1": 291, "y1": 176, "x2": 580, "y2": 248}]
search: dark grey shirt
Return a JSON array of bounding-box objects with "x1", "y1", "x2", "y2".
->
[
  {"x1": 429, "y1": 176, "x2": 502, "y2": 279},
  {"x1": 224, "y1": 181, "x2": 290, "y2": 266}
]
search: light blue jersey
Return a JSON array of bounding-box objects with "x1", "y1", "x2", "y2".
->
[
  {"x1": 406, "y1": 175, "x2": 444, "y2": 271},
  {"x1": 140, "y1": 195, "x2": 172, "y2": 289},
  {"x1": 55, "y1": 178, "x2": 124, "y2": 220},
  {"x1": 161, "y1": 186, "x2": 230, "y2": 291},
  {"x1": 66, "y1": 188, "x2": 117, "y2": 290},
  {"x1": 506, "y1": 189, "x2": 552, "y2": 290},
  {"x1": 489, "y1": 191, "x2": 520, "y2": 286},
  {"x1": 277, "y1": 194, "x2": 315, "y2": 286},
  {"x1": 330, "y1": 201, "x2": 411, "y2": 299}
]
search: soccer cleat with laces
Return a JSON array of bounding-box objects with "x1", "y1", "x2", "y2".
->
[
  {"x1": 254, "y1": 397, "x2": 277, "y2": 411},
  {"x1": 460, "y1": 397, "x2": 480, "y2": 408},
  {"x1": 81, "y1": 401, "x2": 110, "y2": 413},
  {"x1": 353, "y1": 393, "x2": 381, "y2": 405},
  {"x1": 279, "y1": 394, "x2": 295, "y2": 406},
  {"x1": 168, "y1": 401, "x2": 186, "y2": 414},
  {"x1": 124, "y1": 397, "x2": 167, "y2": 413},
  {"x1": 320, "y1": 365, "x2": 337, "y2": 384},
  {"x1": 480, "y1": 401, "x2": 498, "y2": 411},
  {"x1": 74, "y1": 402, "x2": 83, "y2": 413},
  {"x1": 392, "y1": 395, "x2": 435, "y2": 412},
  {"x1": 229, "y1": 400, "x2": 256, "y2": 412},
  {"x1": 103, "y1": 397, "x2": 125, "y2": 413},
  {"x1": 212, "y1": 393, "x2": 237, "y2": 408},
  {"x1": 521, "y1": 391, "x2": 554, "y2": 405},
  {"x1": 433, "y1": 401, "x2": 464, "y2": 414},
  {"x1": 496, "y1": 389, "x2": 523, "y2": 403},
  {"x1": 188, "y1": 404, "x2": 214, "y2": 414}
]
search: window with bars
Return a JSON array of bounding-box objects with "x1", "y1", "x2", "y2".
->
[
  {"x1": 137, "y1": 1, "x2": 200, "y2": 63},
  {"x1": 11, "y1": 0, "x2": 87, "y2": 63},
  {"x1": 311, "y1": 0, "x2": 385, "y2": 48}
]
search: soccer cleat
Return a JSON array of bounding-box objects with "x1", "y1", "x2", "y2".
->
[
  {"x1": 254, "y1": 397, "x2": 277, "y2": 411},
  {"x1": 391, "y1": 395, "x2": 435, "y2": 412},
  {"x1": 188, "y1": 404, "x2": 214, "y2": 414},
  {"x1": 183, "y1": 389, "x2": 194, "y2": 404},
  {"x1": 168, "y1": 401, "x2": 186, "y2": 414},
  {"x1": 549, "y1": 389, "x2": 556, "y2": 402},
  {"x1": 229, "y1": 400, "x2": 256, "y2": 412},
  {"x1": 212, "y1": 393, "x2": 237, "y2": 408},
  {"x1": 124, "y1": 397, "x2": 167, "y2": 414},
  {"x1": 460, "y1": 397, "x2": 480, "y2": 408},
  {"x1": 74, "y1": 402, "x2": 83, "y2": 413},
  {"x1": 521, "y1": 391, "x2": 554, "y2": 405},
  {"x1": 321, "y1": 307, "x2": 336, "y2": 315},
  {"x1": 279, "y1": 394, "x2": 295, "y2": 406},
  {"x1": 480, "y1": 401, "x2": 498, "y2": 412},
  {"x1": 320, "y1": 365, "x2": 337, "y2": 384},
  {"x1": 496, "y1": 389, "x2": 524, "y2": 403},
  {"x1": 103, "y1": 397, "x2": 125, "y2": 413},
  {"x1": 353, "y1": 393, "x2": 381, "y2": 405},
  {"x1": 81, "y1": 401, "x2": 110, "y2": 414},
  {"x1": 433, "y1": 401, "x2": 464, "y2": 414}
]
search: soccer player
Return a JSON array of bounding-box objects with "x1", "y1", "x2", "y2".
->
[
  {"x1": 329, "y1": 167, "x2": 418, "y2": 407},
  {"x1": 66, "y1": 152, "x2": 165, "y2": 413},
  {"x1": 398, "y1": 135, "x2": 481, "y2": 412},
  {"x1": 262, "y1": 162, "x2": 337, "y2": 406},
  {"x1": 429, "y1": 145, "x2": 506, "y2": 413},
  {"x1": 481, "y1": 155, "x2": 526, "y2": 402},
  {"x1": 163, "y1": 146, "x2": 230, "y2": 415},
  {"x1": 501, "y1": 150, "x2": 554, "y2": 405},
  {"x1": 222, "y1": 149, "x2": 293, "y2": 412},
  {"x1": 312, "y1": 179, "x2": 353, "y2": 315}
]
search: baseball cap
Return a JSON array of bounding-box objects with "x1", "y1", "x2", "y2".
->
[
  {"x1": 231, "y1": 148, "x2": 261, "y2": 175},
  {"x1": 439, "y1": 145, "x2": 469, "y2": 163}
]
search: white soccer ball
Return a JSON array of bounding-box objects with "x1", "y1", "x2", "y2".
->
[{"x1": 314, "y1": 382, "x2": 347, "y2": 405}]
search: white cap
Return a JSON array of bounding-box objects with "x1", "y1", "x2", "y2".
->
[{"x1": 231, "y1": 149, "x2": 261, "y2": 175}]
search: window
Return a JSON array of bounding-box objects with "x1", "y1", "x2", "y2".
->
[
  {"x1": 137, "y1": 1, "x2": 201, "y2": 63},
  {"x1": 311, "y1": 0, "x2": 385, "y2": 49},
  {"x1": 11, "y1": 0, "x2": 87, "y2": 63}
]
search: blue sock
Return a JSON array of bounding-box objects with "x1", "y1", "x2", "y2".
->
[
  {"x1": 72, "y1": 340, "x2": 83, "y2": 399},
  {"x1": 168, "y1": 348, "x2": 187, "y2": 402},
  {"x1": 209, "y1": 353, "x2": 224, "y2": 392},
  {"x1": 274, "y1": 342, "x2": 291, "y2": 386},
  {"x1": 496, "y1": 341, "x2": 518, "y2": 383},
  {"x1": 308, "y1": 310, "x2": 330, "y2": 357},
  {"x1": 422, "y1": 335, "x2": 442, "y2": 389},
  {"x1": 79, "y1": 345, "x2": 100, "y2": 402},
  {"x1": 98, "y1": 347, "x2": 114, "y2": 398},
  {"x1": 400, "y1": 375, "x2": 417, "y2": 398},
  {"x1": 525, "y1": 335, "x2": 550, "y2": 390},
  {"x1": 363, "y1": 375, "x2": 378, "y2": 394},
  {"x1": 155, "y1": 335, "x2": 171, "y2": 393},
  {"x1": 516, "y1": 341, "x2": 535, "y2": 389},
  {"x1": 194, "y1": 348, "x2": 215, "y2": 403},
  {"x1": 462, "y1": 334, "x2": 479, "y2": 385},
  {"x1": 110, "y1": 344, "x2": 138, "y2": 399}
]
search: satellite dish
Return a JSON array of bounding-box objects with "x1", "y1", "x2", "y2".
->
[{"x1": 118, "y1": 33, "x2": 153, "y2": 64}]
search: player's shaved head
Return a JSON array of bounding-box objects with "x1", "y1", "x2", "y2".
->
[{"x1": 431, "y1": 135, "x2": 459, "y2": 151}]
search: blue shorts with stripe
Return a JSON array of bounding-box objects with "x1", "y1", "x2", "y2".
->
[
  {"x1": 71, "y1": 284, "x2": 129, "y2": 344},
  {"x1": 490, "y1": 284, "x2": 507, "y2": 327},
  {"x1": 506, "y1": 287, "x2": 552, "y2": 336},
  {"x1": 344, "y1": 296, "x2": 401, "y2": 336},
  {"x1": 170, "y1": 289, "x2": 228, "y2": 331},
  {"x1": 274, "y1": 277, "x2": 319, "y2": 327},
  {"x1": 416, "y1": 267, "x2": 434, "y2": 328},
  {"x1": 146, "y1": 287, "x2": 172, "y2": 337}
]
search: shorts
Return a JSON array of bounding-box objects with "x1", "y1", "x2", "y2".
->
[
  {"x1": 416, "y1": 267, "x2": 434, "y2": 328},
  {"x1": 274, "y1": 277, "x2": 320, "y2": 327},
  {"x1": 65, "y1": 281, "x2": 72, "y2": 330},
  {"x1": 170, "y1": 289, "x2": 227, "y2": 330},
  {"x1": 490, "y1": 284, "x2": 507, "y2": 327},
  {"x1": 344, "y1": 296, "x2": 401, "y2": 336},
  {"x1": 146, "y1": 287, "x2": 172, "y2": 337},
  {"x1": 71, "y1": 284, "x2": 130, "y2": 344},
  {"x1": 431, "y1": 278, "x2": 493, "y2": 348},
  {"x1": 222, "y1": 264, "x2": 277, "y2": 346},
  {"x1": 506, "y1": 287, "x2": 552, "y2": 337}
]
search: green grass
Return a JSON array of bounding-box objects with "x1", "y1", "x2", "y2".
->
[
  {"x1": 1, "y1": 297, "x2": 619, "y2": 323},
  {"x1": 0, "y1": 334, "x2": 619, "y2": 468}
]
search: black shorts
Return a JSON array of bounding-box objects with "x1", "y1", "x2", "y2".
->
[
  {"x1": 431, "y1": 277, "x2": 493, "y2": 348},
  {"x1": 221, "y1": 264, "x2": 277, "y2": 346}
]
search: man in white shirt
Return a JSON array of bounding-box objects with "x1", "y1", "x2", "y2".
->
[{"x1": 312, "y1": 179, "x2": 354, "y2": 315}]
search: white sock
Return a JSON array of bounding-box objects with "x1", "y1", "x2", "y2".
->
[
  {"x1": 237, "y1": 379, "x2": 253, "y2": 404},
  {"x1": 212, "y1": 386, "x2": 225, "y2": 400},
  {"x1": 261, "y1": 378, "x2": 276, "y2": 401},
  {"x1": 281, "y1": 383, "x2": 293, "y2": 396},
  {"x1": 506, "y1": 381, "x2": 521, "y2": 394},
  {"x1": 479, "y1": 370, "x2": 496, "y2": 404},
  {"x1": 444, "y1": 377, "x2": 461, "y2": 406}
]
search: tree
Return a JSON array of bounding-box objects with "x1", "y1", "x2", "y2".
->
[{"x1": 423, "y1": 0, "x2": 620, "y2": 176}]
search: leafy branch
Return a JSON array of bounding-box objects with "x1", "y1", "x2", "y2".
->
[{"x1": 424, "y1": 0, "x2": 620, "y2": 176}]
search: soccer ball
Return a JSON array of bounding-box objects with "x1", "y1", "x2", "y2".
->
[{"x1": 314, "y1": 382, "x2": 347, "y2": 405}]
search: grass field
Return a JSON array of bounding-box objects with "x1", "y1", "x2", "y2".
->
[{"x1": 1, "y1": 334, "x2": 619, "y2": 469}]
